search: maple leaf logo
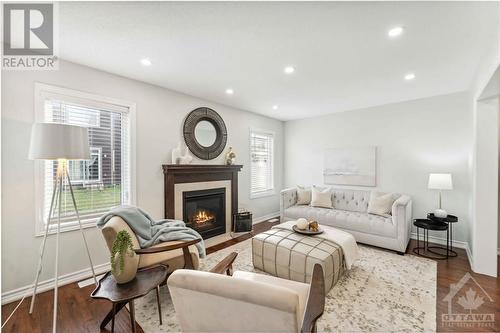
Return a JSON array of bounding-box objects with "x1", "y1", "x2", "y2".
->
[{"x1": 457, "y1": 288, "x2": 484, "y2": 313}]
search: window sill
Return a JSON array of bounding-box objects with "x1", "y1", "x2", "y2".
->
[
  {"x1": 250, "y1": 190, "x2": 275, "y2": 199},
  {"x1": 35, "y1": 218, "x2": 99, "y2": 237}
]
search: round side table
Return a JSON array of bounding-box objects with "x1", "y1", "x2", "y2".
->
[
  {"x1": 413, "y1": 219, "x2": 449, "y2": 260},
  {"x1": 427, "y1": 213, "x2": 458, "y2": 258}
]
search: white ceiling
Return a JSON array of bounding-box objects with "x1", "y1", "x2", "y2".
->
[{"x1": 59, "y1": 2, "x2": 499, "y2": 121}]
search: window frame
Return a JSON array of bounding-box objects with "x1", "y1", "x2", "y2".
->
[
  {"x1": 249, "y1": 128, "x2": 275, "y2": 199},
  {"x1": 33, "y1": 83, "x2": 137, "y2": 236}
]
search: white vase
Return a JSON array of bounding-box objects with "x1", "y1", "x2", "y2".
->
[{"x1": 111, "y1": 251, "x2": 139, "y2": 284}]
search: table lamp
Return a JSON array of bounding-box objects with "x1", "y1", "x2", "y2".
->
[
  {"x1": 428, "y1": 173, "x2": 453, "y2": 218},
  {"x1": 28, "y1": 123, "x2": 97, "y2": 333}
]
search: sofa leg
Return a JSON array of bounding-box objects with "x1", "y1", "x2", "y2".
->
[{"x1": 396, "y1": 251, "x2": 405, "y2": 256}]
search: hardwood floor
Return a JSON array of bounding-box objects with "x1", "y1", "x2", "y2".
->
[{"x1": 2, "y1": 220, "x2": 498, "y2": 332}]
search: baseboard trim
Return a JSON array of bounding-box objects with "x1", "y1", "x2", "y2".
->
[
  {"x1": 1, "y1": 262, "x2": 110, "y2": 305},
  {"x1": 252, "y1": 211, "x2": 280, "y2": 224},
  {"x1": 410, "y1": 232, "x2": 473, "y2": 267}
]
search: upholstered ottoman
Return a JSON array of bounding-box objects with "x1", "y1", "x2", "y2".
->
[{"x1": 252, "y1": 226, "x2": 345, "y2": 292}]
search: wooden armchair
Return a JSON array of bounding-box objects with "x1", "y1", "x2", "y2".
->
[
  {"x1": 100, "y1": 216, "x2": 201, "y2": 276},
  {"x1": 168, "y1": 252, "x2": 325, "y2": 333}
]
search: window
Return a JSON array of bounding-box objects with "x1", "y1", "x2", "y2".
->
[
  {"x1": 35, "y1": 84, "x2": 134, "y2": 234},
  {"x1": 250, "y1": 130, "x2": 274, "y2": 198}
]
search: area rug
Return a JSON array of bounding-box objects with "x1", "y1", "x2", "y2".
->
[{"x1": 134, "y1": 239, "x2": 437, "y2": 332}]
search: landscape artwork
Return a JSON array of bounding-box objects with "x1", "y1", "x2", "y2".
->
[{"x1": 323, "y1": 147, "x2": 376, "y2": 186}]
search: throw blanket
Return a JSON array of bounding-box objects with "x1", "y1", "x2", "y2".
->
[
  {"x1": 97, "y1": 206, "x2": 205, "y2": 258},
  {"x1": 273, "y1": 221, "x2": 359, "y2": 269}
]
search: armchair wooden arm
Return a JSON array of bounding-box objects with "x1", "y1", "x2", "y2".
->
[
  {"x1": 301, "y1": 264, "x2": 325, "y2": 333},
  {"x1": 134, "y1": 238, "x2": 201, "y2": 270},
  {"x1": 209, "y1": 252, "x2": 238, "y2": 276}
]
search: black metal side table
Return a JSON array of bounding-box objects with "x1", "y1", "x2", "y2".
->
[
  {"x1": 427, "y1": 213, "x2": 458, "y2": 258},
  {"x1": 413, "y1": 219, "x2": 450, "y2": 259}
]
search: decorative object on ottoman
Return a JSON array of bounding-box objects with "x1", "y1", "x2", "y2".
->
[
  {"x1": 309, "y1": 220, "x2": 319, "y2": 231},
  {"x1": 296, "y1": 217, "x2": 309, "y2": 230},
  {"x1": 234, "y1": 210, "x2": 252, "y2": 233},
  {"x1": 428, "y1": 173, "x2": 453, "y2": 218},
  {"x1": 110, "y1": 230, "x2": 139, "y2": 284},
  {"x1": 225, "y1": 146, "x2": 236, "y2": 165},
  {"x1": 252, "y1": 221, "x2": 359, "y2": 292}
]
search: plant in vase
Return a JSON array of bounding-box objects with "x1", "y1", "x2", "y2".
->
[{"x1": 110, "y1": 230, "x2": 139, "y2": 284}]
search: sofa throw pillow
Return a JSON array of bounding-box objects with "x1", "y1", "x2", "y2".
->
[
  {"x1": 296, "y1": 185, "x2": 312, "y2": 205},
  {"x1": 367, "y1": 191, "x2": 396, "y2": 216},
  {"x1": 310, "y1": 186, "x2": 333, "y2": 208}
]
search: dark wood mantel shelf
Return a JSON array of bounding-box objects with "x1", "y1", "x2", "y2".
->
[{"x1": 162, "y1": 164, "x2": 243, "y2": 230}]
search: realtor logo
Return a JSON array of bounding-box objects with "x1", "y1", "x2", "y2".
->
[
  {"x1": 2, "y1": 3, "x2": 58, "y2": 70},
  {"x1": 441, "y1": 272, "x2": 495, "y2": 329}
]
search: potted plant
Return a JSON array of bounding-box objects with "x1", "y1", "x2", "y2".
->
[{"x1": 110, "y1": 230, "x2": 139, "y2": 284}]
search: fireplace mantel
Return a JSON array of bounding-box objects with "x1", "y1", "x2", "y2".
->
[{"x1": 162, "y1": 164, "x2": 243, "y2": 230}]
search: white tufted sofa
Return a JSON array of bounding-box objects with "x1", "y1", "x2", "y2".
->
[{"x1": 280, "y1": 188, "x2": 412, "y2": 253}]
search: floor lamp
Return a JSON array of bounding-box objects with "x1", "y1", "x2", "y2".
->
[{"x1": 28, "y1": 123, "x2": 98, "y2": 333}]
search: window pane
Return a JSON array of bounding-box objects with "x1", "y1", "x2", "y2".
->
[
  {"x1": 250, "y1": 131, "x2": 274, "y2": 195},
  {"x1": 43, "y1": 98, "x2": 130, "y2": 224}
]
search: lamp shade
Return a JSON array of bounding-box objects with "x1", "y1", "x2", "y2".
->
[
  {"x1": 29, "y1": 123, "x2": 90, "y2": 160},
  {"x1": 428, "y1": 173, "x2": 453, "y2": 190}
]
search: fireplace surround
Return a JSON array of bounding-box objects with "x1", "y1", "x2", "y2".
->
[{"x1": 163, "y1": 164, "x2": 242, "y2": 240}]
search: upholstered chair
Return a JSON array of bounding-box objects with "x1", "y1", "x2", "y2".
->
[
  {"x1": 100, "y1": 216, "x2": 200, "y2": 275},
  {"x1": 168, "y1": 252, "x2": 325, "y2": 333}
]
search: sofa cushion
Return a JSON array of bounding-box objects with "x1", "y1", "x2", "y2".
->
[
  {"x1": 284, "y1": 205, "x2": 396, "y2": 238},
  {"x1": 311, "y1": 186, "x2": 333, "y2": 208},
  {"x1": 367, "y1": 191, "x2": 396, "y2": 216},
  {"x1": 296, "y1": 185, "x2": 311, "y2": 205}
]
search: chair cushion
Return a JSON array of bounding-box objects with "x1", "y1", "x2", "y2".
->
[
  {"x1": 284, "y1": 205, "x2": 396, "y2": 238},
  {"x1": 233, "y1": 270, "x2": 310, "y2": 328}
]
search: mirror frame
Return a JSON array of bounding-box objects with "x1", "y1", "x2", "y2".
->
[{"x1": 183, "y1": 107, "x2": 227, "y2": 160}]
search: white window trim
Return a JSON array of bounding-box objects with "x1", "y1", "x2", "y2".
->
[
  {"x1": 33, "y1": 82, "x2": 137, "y2": 236},
  {"x1": 249, "y1": 128, "x2": 275, "y2": 199}
]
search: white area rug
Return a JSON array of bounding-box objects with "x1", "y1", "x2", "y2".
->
[{"x1": 134, "y1": 239, "x2": 437, "y2": 332}]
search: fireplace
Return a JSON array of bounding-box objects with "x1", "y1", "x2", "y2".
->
[{"x1": 183, "y1": 188, "x2": 226, "y2": 239}]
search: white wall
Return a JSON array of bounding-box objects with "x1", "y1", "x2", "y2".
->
[
  {"x1": 1, "y1": 60, "x2": 284, "y2": 294},
  {"x1": 284, "y1": 92, "x2": 473, "y2": 244}
]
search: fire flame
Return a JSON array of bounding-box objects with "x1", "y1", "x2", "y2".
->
[{"x1": 193, "y1": 210, "x2": 215, "y2": 225}]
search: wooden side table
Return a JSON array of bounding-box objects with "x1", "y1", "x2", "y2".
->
[{"x1": 91, "y1": 265, "x2": 168, "y2": 333}]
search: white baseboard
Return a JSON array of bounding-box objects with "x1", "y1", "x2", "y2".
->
[
  {"x1": 252, "y1": 211, "x2": 280, "y2": 224},
  {"x1": 410, "y1": 232, "x2": 473, "y2": 267},
  {"x1": 1, "y1": 262, "x2": 110, "y2": 305}
]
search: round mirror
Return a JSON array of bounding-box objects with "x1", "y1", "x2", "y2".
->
[
  {"x1": 184, "y1": 107, "x2": 227, "y2": 160},
  {"x1": 194, "y1": 120, "x2": 217, "y2": 147}
]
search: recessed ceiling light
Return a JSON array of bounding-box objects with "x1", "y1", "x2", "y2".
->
[
  {"x1": 404, "y1": 73, "x2": 415, "y2": 81},
  {"x1": 272, "y1": 105, "x2": 279, "y2": 110},
  {"x1": 225, "y1": 88, "x2": 234, "y2": 95},
  {"x1": 140, "y1": 58, "x2": 152, "y2": 66},
  {"x1": 284, "y1": 66, "x2": 295, "y2": 74},
  {"x1": 388, "y1": 26, "x2": 404, "y2": 38}
]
